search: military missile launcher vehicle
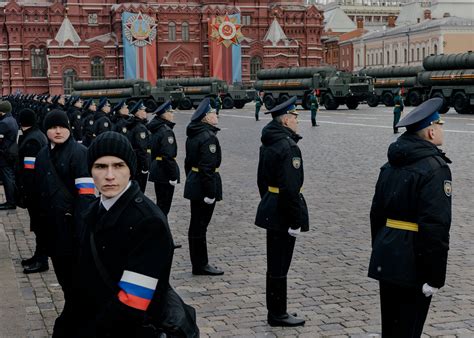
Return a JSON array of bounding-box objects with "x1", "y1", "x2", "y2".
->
[
  {"x1": 72, "y1": 79, "x2": 184, "y2": 111},
  {"x1": 254, "y1": 66, "x2": 373, "y2": 110},
  {"x1": 155, "y1": 77, "x2": 255, "y2": 110},
  {"x1": 359, "y1": 51, "x2": 474, "y2": 114},
  {"x1": 358, "y1": 66, "x2": 424, "y2": 107}
]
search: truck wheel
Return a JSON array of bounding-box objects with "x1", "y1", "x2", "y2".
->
[
  {"x1": 222, "y1": 96, "x2": 234, "y2": 109},
  {"x1": 145, "y1": 99, "x2": 158, "y2": 112},
  {"x1": 346, "y1": 97, "x2": 359, "y2": 110},
  {"x1": 179, "y1": 97, "x2": 193, "y2": 110},
  {"x1": 407, "y1": 91, "x2": 422, "y2": 106},
  {"x1": 323, "y1": 93, "x2": 339, "y2": 110},
  {"x1": 264, "y1": 95, "x2": 276, "y2": 110},
  {"x1": 382, "y1": 92, "x2": 394, "y2": 107},
  {"x1": 278, "y1": 95, "x2": 290, "y2": 104},
  {"x1": 234, "y1": 101, "x2": 246, "y2": 109},
  {"x1": 453, "y1": 92, "x2": 470, "y2": 114},
  {"x1": 367, "y1": 93, "x2": 379, "y2": 107},
  {"x1": 431, "y1": 93, "x2": 449, "y2": 114}
]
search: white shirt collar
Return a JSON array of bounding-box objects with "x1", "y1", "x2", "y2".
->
[{"x1": 100, "y1": 181, "x2": 132, "y2": 211}]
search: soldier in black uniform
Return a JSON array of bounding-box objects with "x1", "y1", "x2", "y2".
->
[
  {"x1": 0, "y1": 99, "x2": 19, "y2": 210},
  {"x1": 16, "y1": 108, "x2": 49, "y2": 274},
  {"x1": 112, "y1": 99, "x2": 131, "y2": 138},
  {"x1": 92, "y1": 97, "x2": 113, "y2": 139},
  {"x1": 81, "y1": 99, "x2": 97, "y2": 147},
  {"x1": 368, "y1": 98, "x2": 452, "y2": 337},
  {"x1": 35, "y1": 109, "x2": 96, "y2": 336},
  {"x1": 184, "y1": 98, "x2": 224, "y2": 276},
  {"x1": 66, "y1": 96, "x2": 83, "y2": 142},
  {"x1": 255, "y1": 96, "x2": 308, "y2": 327},
  {"x1": 72, "y1": 132, "x2": 174, "y2": 337},
  {"x1": 147, "y1": 101, "x2": 179, "y2": 216},
  {"x1": 128, "y1": 100, "x2": 150, "y2": 192}
]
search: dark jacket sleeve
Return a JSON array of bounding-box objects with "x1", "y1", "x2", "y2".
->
[
  {"x1": 370, "y1": 166, "x2": 388, "y2": 246},
  {"x1": 71, "y1": 145, "x2": 96, "y2": 236},
  {"x1": 278, "y1": 141, "x2": 305, "y2": 228},
  {"x1": 96, "y1": 216, "x2": 174, "y2": 334},
  {"x1": 18, "y1": 139, "x2": 43, "y2": 200},
  {"x1": 160, "y1": 129, "x2": 178, "y2": 181},
  {"x1": 133, "y1": 126, "x2": 150, "y2": 173},
  {"x1": 198, "y1": 134, "x2": 219, "y2": 199},
  {"x1": 417, "y1": 165, "x2": 452, "y2": 288}
]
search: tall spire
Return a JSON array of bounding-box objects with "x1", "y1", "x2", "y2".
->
[
  {"x1": 263, "y1": 18, "x2": 289, "y2": 46},
  {"x1": 54, "y1": 16, "x2": 81, "y2": 47}
]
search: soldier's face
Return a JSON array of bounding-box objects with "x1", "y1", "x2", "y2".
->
[
  {"x1": 119, "y1": 106, "x2": 129, "y2": 115},
  {"x1": 47, "y1": 126, "x2": 70, "y2": 145},
  {"x1": 90, "y1": 103, "x2": 97, "y2": 111},
  {"x1": 91, "y1": 156, "x2": 131, "y2": 199},
  {"x1": 430, "y1": 122, "x2": 444, "y2": 146},
  {"x1": 136, "y1": 109, "x2": 147, "y2": 120},
  {"x1": 161, "y1": 111, "x2": 174, "y2": 122},
  {"x1": 203, "y1": 111, "x2": 218, "y2": 126},
  {"x1": 284, "y1": 113, "x2": 298, "y2": 133}
]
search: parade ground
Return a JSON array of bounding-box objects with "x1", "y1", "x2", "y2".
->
[{"x1": 1, "y1": 103, "x2": 473, "y2": 337}]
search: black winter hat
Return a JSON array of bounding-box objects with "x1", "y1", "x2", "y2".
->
[
  {"x1": 0, "y1": 100, "x2": 12, "y2": 114},
  {"x1": 43, "y1": 109, "x2": 70, "y2": 131},
  {"x1": 19, "y1": 108, "x2": 37, "y2": 127},
  {"x1": 87, "y1": 131, "x2": 137, "y2": 175}
]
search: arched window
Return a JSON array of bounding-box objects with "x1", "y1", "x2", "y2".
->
[
  {"x1": 250, "y1": 56, "x2": 262, "y2": 81},
  {"x1": 31, "y1": 47, "x2": 47, "y2": 77},
  {"x1": 91, "y1": 56, "x2": 104, "y2": 80},
  {"x1": 376, "y1": 53, "x2": 378, "y2": 65},
  {"x1": 168, "y1": 22, "x2": 176, "y2": 41},
  {"x1": 434, "y1": 44, "x2": 438, "y2": 55},
  {"x1": 422, "y1": 47, "x2": 425, "y2": 59},
  {"x1": 404, "y1": 49, "x2": 407, "y2": 63},
  {"x1": 417, "y1": 48, "x2": 420, "y2": 61},
  {"x1": 386, "y1": 51, "x2": 390, "y2": 65},
  {"x1": 63, "y1": 69, "x2": 77, "y2": 95},
  {"x1": 395, "y1": 50, "x2": 398, "y2": 64},
  {"x1": 357, "y1": 54, "x2": 360, "y2": 67},
  {"x1": 182, "y1": 22, "x2": 189, "y2": 41}
]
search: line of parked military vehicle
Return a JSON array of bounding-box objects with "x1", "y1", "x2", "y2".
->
[{"x1": 72, "y1": 51, "x2": 474, "y2": 115}]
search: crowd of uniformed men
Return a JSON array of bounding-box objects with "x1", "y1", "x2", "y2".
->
[{"x1": 0, "y1": 92, "x2": 453, "y2": 337}]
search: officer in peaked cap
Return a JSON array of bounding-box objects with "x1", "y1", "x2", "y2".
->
[
  {"x1": 190, "y1": 97, "x2": 214, "y2": 122},
  {"x1": 153, "y1": 100, "x2": 173, "y2": 116},
  {"x1": 369, "y1": 97, "x2": 452, "y2": 336},
  {"x1": 255, "y1": 96, "x2": 308, "y2": 327},
  {"x1": 92, "y1": 97, "x2": 112, "y2": 140},
  {"x1": 148, "y1": 100, "x2": 180, "y2": 220},
  {"x1": 184, "y1": 97, "x2": 224, "y2": 275},
  {"x1": 127, "y1": 99, "x2": 151, "y2": 192},
  {"x1": 111, "y1": 99, "x2": 131, "y2": 137},
  {"x1": 81, "y1": 99, "x2": 97, "y2": 147},
  {"x1": 129, "y1": 99, "x2": 147, "y2": 116},
  {"x1": 67, "y1": 96, "x2": 83, "y2": 142}
]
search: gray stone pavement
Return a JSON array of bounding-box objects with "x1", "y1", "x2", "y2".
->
[{"x1": 1, "y1": 104, "x2": 473, "y2": 337}]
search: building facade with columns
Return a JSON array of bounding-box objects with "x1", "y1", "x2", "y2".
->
[
  {"x1": 352, "y1": 15, "x2": 474, "y2": 71},
  {"x1": 0, "y1": 0, "x2": 324, "y2": 95}
]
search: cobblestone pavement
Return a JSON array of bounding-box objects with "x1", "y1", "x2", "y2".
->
[{"x1": 1, "y1": 104, "x2": 473, "y2": 337}]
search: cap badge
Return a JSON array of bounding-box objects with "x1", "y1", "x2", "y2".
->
[{"x1": 292, "y1": 157, "x2": 301, "y2": 169}]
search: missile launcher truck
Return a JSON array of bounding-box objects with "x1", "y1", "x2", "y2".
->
[
  {"x1": 155, "y1": 77, "x2": 255, "y2": 110},
  {"x1": 253, "y1": 66, "x2": 373, "y2": 110},
  {"x1": 72, "y1": 79, "x2": 185, "y2": 111}
]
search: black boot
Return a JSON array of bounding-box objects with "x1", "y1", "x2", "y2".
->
[
  {"x1": 21, "y1": 255, "x2": 38, "y2": 267},
  {"x1": 189, "y1": 237, "x2": 223, "y2": 276},
  {"x1": 266, "y1": 275, "x2": 305, "y2": 327},
  {"x1": 0, "y1": 202, "x2": 16, "y2": 210},
  {"x1": 23, "y1": 260, "x2": 49, "y2": 274}
]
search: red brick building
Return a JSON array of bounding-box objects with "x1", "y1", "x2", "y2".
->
[{"x1": 0, "y1": 0, "x2": 324, "y2": 95}]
